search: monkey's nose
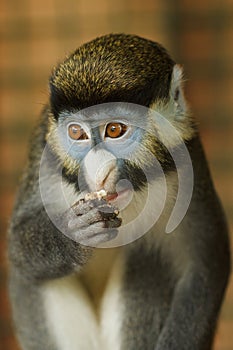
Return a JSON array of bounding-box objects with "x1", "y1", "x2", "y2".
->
[
  {"x1": 83, "y1": 148, "x2": 117, "y2": 192},
  {"x1": 95, "y1": 163, "x2": 116, "y2": 191}
]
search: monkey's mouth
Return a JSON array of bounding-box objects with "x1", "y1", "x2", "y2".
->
[
  {"x1": 106, "y1": 189, "x2": 132, "y2": 203},
  {"x1": 106, "y1": 192, "x2": 118, "y2": 201}
]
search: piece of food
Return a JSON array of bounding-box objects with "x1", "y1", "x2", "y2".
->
[
  {"x1": 83, "y1": 190, "x2": 119, "y2": 216},
  {"x1": 74, "y1": 189, "x2": 120, "y2": 217},
  {"x1": 84, "y1": 189, "x2": 107, "y2": 201}
]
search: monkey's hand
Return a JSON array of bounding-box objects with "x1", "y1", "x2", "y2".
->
[{"x1": 61, "y1": 196, "x2": 122, "y2": 246}]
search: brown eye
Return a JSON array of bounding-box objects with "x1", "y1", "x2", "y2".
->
[
  {"x1": 68, "y1": 124, "x2": 88, "y2": 140},
  {"x1": 105, "y1": 122, "x2": 128, "y2": 139}
]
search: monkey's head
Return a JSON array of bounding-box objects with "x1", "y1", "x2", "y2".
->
[
  {"x1": 46, "y1": 33, "x2": 196, "y2": 207},
  {"x1": 50, "y1": 34, "x2": 175, "y2": 114}
]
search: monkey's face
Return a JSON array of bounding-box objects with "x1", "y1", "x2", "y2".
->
[{"x1": 45, "y1": 34, "x2": 196, "y2": 217}]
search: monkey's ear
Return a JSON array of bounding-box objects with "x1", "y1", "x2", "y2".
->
[
  {"x1": 169, "y1": 64, "x2": 189, "y2": 121},
  {"x1": 151, "y1": 64, "x2": 195, "y2": 146}
]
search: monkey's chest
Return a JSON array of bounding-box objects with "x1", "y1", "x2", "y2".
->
[
  {"x1": 42, "y1": 248, "x2": 124, "y2": 350},
  {"x1": 79, "y1": 248, "x2": 120, "y2": 310}
]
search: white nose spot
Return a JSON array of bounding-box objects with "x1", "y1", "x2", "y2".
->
[{"x1": 83, "y1": 148, "x2": 116, "y2": 191}]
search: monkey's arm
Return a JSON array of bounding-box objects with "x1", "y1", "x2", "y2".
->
[
  {"x1": 8, "y1": 203, "x2": 89, "y2": 281},
  {"x1": 155, "y1": 202, "x2": 230, "y2": 350},
  {"x1": 9, "y1": 196, "x2": 120, "y2": 281},
  {"x1": 155, "y1": 267, "x2": 226, "y2": 350}
]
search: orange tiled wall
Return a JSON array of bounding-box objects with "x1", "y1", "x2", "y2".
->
[{"x1": 1, "y1": 1, "x2": 232, "y2": 349}]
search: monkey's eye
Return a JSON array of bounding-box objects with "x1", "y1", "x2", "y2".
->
[
  {"x1": 68, "y1": 124, "x2": 89, "y2": 140},
  {"x1": 105, "y1": 122, "x2": 128, "y2": 139}
]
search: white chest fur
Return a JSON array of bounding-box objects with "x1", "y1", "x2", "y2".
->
[{"x1": 42, "y1": 249, "x2": 125, "y2": 350}]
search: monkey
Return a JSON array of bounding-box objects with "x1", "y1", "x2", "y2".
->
[{"x1": 8, "y1": 33, "x2": 230, "y2": 350}]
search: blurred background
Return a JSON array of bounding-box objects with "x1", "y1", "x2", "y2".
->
[{"x1": 0, "y1": 0, "x2": 232, "y2": 349}]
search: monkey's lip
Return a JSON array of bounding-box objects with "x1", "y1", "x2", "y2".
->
[
  {"x1": 106, "y1": 192, "x2": 118, "y2": 201},
  {"x1": 106, "y1": 189, "x2": 130, "y2": 202}
]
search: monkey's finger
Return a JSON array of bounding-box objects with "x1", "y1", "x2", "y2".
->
[
  {"x1": 68, "y1": 208, "x2": 121, "y2": 230},
  {"x1": 68, "y1": 207, "x2": 119, "y2": 230},
  {"x1": 105, "y1": 216, "x2": 122, "y2": 228},
  {"x1": 71, "y1": 222, "x2": 118, "y2": 245},
  {"x1": 71, "y1": 198, "x2": 115, "y2": 216},
  {"x1": 71, "y1": 199, "x2": 98, "y2": 215}
]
